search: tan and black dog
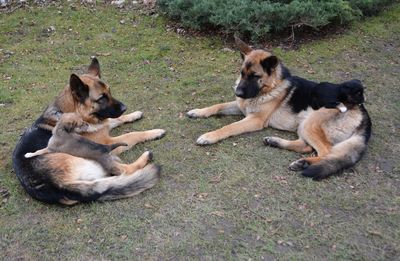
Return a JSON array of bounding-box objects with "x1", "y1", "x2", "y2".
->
[
  {"x1": 13, "y1": 58, "x2": 166, "y2": 204},
  {"x1": 187, "y1": 38, "x2": 371, "y2": 180}
]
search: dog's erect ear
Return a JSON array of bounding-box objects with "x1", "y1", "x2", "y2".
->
[
  {"x1": 235, "y1": 36, "x2": 253, "y2": 57},
  {"x1": 88, "y1": 57, "x2": 101, "y2": 78},
  {"x1": 261, "y1": 56, "x2": 279, "y2": 75},
  {"x1": 70, "y1": 74, "x2": 89, "y2": 103}
]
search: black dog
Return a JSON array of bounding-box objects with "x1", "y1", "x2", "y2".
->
[{"x1": 310, "y1": 79, "x2": 365, "y2": 112}]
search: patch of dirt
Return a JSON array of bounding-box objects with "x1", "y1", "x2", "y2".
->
[{"x1": 0, "y1": 186, "x2": 10, "y2": 206}]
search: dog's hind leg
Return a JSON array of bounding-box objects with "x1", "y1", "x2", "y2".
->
[
  {"x1": 108, "y1": 111, "x2": 143, "y2": 130},
  {"x1": 289, "y1": 156, "x2": 324, "y2": 171},
  {"x1": 187, "y1": 101, "x2": 242, "y2": 118},
  {"x1": 263, "y1": 137, "x2": 313, "y2": 153},
  {"x1": 114, "y1": 151, "x2": 153, "y2": 175},
  {"x1": 301, "y1": 126, "x2": 332, "y2": 157},
  {"x1": 110, "y1": 130, "x2": 166, "y2": 155}
]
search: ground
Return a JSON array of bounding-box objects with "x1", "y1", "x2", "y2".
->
[{"x1": 0, "y1": 2, "x2": 399, "y2": 260}]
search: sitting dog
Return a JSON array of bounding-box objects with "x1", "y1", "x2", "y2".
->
[{"x1": 24, "y1": 112, "x2": 130, "y2": 176}]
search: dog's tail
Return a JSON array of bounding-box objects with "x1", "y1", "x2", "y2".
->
[
  {"x1": 107, "y1": 142, "x2": 128, "y2": 151},
  {"x1": 302, "y1": 106, "x2": 371, "y2": 180},
  {"x1": 302, "y1": 135, "x2": 368, "y2": 180},
  {"x1": 64, "y1": 163, "x2": 161, "y2": 203}
]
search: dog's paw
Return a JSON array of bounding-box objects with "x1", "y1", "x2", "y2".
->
[
  {"x1": 24, "y1": 152, "x2": 34, "y2": 158},
  {"x1": 124, "y1": 111, "x2": 143, "y2": 122},
  {"x1": 150, "y1": 129, "x2": 166, "y2": 140},
  {"x1": 144, "y1": 150, "x2": 153, "y2": 161},
  {"x1": 187, "y1": 109, "x2": 208, "y2": 118},
  {"x1": 289, "y1": 159, "x2": 310, "y2": 171},
  {"x1": 196, "y1": 133, "x2": 217, "y2": 145},
  {"x1": 263, "y1": 137, "x2": 280, "y2": 148}
]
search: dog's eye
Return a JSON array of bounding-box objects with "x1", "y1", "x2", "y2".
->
[
  {"x1": 96, "y1": 94, "x2": 108, "y2": 103},
  {"x1": 248, "y1": 73, "x2": 260, "y2": 80}
]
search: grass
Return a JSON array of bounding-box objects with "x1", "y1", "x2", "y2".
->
[{"x1": 1, "y1": 2, "x2": 399, "y2": 260}]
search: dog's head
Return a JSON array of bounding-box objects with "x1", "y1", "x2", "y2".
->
[
  {"x1": 338, "y1": 79, "x2": 365, "y2": 106},
  {"x1": 68, "y1": 58, "x2": 126, "y2": 123},
  {"x1": 234, "y1": 37, "x2": 286, "y2": 99}
]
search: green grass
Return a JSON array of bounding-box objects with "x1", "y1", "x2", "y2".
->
[{"x1": 1, "y1": 3, "x2": 399, "y2": 260}]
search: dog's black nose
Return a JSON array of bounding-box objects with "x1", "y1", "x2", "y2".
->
[
  {"x1": 120, "y1": 103, "x2": 127, "y2": 113},
  {"x1": 235, "y1": 88, "x2": 245, "y2": 98}
]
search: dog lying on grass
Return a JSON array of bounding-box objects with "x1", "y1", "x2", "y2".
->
[
  {"x1": 13, "y1": 58, "x2": 165, "y2": 204},
  {"x1": 188, "y1": 37, "x2": 371, "y2": 180}
]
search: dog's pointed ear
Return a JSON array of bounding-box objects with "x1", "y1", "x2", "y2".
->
[
  {"x1": 70, "y1": 74, "x2": 89, "y2": 103},
  {"x1": 261, "y1": 55, "x2": 279, "y2": 75},
  {"x1": 88, "y1": 57, "x2": 101, "y2": 78},
  {"x1": 235, "y1": 36, "x2": 253, "y2": 57}
]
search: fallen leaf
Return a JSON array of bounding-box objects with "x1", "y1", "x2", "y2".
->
[
  {"x1": 144, "y1": 203, "x2": 154, "y2": 209},
  {"x1": 194, "y1": 192, "x2": 208, "y2": 201},
  {"x1": 210, "y1": 211, "x2": 224, "y2": 217},
  {"x1": 96, "y1": 52, "x2": 111, "y2": 56}
]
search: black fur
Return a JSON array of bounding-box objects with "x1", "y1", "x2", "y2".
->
[
  {"x1": 358, "y1": 104, "x2": 372, "y2": 143},
  {"x1": 310, "y1": 79, "x2": 365, "y2": 110},
  {"x1": 12, "y1": 126, "x2": 99, "y2": 203},
  {"x1": 280, "y1": 65, "x2": 292, "y2": 80},
  {"x1": 287, "y1": 76, "x2": 318, "y2": 113},
  {"x1": 286, "y1": 77, "x2": 365, "y2": 113},
  {"x1": 261, "y1": 56, "x2": 278, "y2": 75},
  {"x1": 235, "y1": 77, "x2": 260, "y2": 98},
  {"x1": 92, "y1": 97, "x2": 127, "y2": 120},
  {"x1": 70, "y1": 74, "x2": 89, "y2": 103}
]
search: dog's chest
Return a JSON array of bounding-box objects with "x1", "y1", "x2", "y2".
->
[{"x1": 268, "y1": 106, "x2": 305, "y2": 131}]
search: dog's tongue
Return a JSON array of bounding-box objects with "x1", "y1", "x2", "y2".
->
[{"x1": 338, "y1": 104, "x2": 347, "y2": 113}]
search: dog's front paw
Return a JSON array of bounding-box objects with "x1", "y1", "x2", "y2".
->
[
  {"x1": 289, "y1": 159, "x2": 310, "y2": 171},
  {"x1": 24, "y1": 152, "x2": 34, "y2": 158},
  {"x1": 196, "y1": 133, "x2": 218, "y2": 145},
  {"x1": 144, "y1": 150, "x2": 153, "y2": 162},
  {"x1": 124, "y1": 111, "x2": 143, "y2": 122},
  {"x1": 263, "y1": 137, "x2": 280, "y2": 148},
  {"x1": 151, "y1": 129, "x2": 166, "y2": 140},
  {"x1": 187, "y1": 109, "x2": 208, "y2": 118}
]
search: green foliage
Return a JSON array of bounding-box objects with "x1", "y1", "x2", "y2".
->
[{"x1": 158, "y1": 0, "x2": 393, "y2": 39}]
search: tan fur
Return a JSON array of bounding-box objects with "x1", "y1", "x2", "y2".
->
[
  {"x1": 25, "y1": 58, "x2": 164, "y2": 204},
  {"x1": 187, "y1": 41, "x2": 289, "y2": 145},
  {"x1": 188, "y1": 39, "x2": 370, "y2": 179}
]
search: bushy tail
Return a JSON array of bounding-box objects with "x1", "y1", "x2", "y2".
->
[
  {"x1": 64, "y1": 164, "x2": 161, "y2": 202},
  {"x1": 302, "y1": 157, "x2": 356, "y2": 180},
  {"x1": 302, "y1": 135, "x2": 367, "y2": 180}
]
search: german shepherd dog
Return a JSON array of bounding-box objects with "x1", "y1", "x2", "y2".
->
[
  {"x1": 187, "y1": 38, "x2": 371, "y2": 180},
  {"x1": 12, "y1": 58, "x2": 166, "y2": 204}
]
